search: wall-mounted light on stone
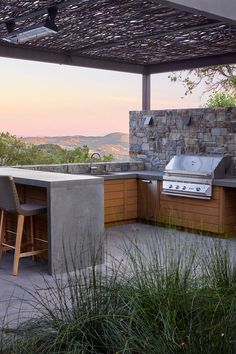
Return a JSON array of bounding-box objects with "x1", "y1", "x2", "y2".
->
[
  {"x1": 183, "y1": 116, "x2": 191, "y2": 126},
  {"x1": 144, "y1": 116, "x2": 154, "y2": 126}
]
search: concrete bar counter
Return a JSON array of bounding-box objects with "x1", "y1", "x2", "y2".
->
[{"x1": 0, "y1": 168, "x2": 104, "y2": 274}]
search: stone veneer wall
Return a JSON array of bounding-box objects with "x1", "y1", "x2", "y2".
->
[{"x1": 130, "y1": 108, "x2": 236, "y2": 171}]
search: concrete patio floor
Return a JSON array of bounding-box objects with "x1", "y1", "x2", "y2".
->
[{"x1": 1, "y1": 223, "x2": 236, "y2": 327}]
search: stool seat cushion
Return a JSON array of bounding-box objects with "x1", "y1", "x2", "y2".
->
[{"x1": 20, "y1": 203, "x2": 47, "y2": 216}]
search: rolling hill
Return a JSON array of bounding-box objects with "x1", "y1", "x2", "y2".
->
[{"x1": 22, "y1": 132, "x2": 129, "y2": 160}]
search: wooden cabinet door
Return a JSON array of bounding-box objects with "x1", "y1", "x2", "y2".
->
[
  {"x1": 104, "y1": 180, "x2": 125, "y2": 223},
  {"x1": 104, "y1": 179, "x2": 138, "y2": 224},
  {"x1": 124, "y1": 179, "x2": 138, "y2": 220},
  {"x1": 138, "y1": 179, "x2": 157, "y2": 222}
]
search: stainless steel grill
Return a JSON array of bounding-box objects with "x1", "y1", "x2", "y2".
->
[{"x1": 162, "y1": 155, "x2": 232, "y2": 199}]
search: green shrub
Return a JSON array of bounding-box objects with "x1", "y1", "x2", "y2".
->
[
  {"x1": 205, "y1": 92, "x2": 236, "y2": 108},
  {"x1": 0, "y1": 132, "x2": 113, "y2": 166}
]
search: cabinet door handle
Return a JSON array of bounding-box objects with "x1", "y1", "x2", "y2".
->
[{"x1": 141, "y1": 180, "x2": 152, "y2": 183}]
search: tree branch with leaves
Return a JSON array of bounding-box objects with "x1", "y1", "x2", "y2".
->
[{"x1": 169, "y1": 65, "x2": 236, "y2": 96}]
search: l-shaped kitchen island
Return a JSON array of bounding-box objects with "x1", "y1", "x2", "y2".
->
[{"x1": 1, "y1": 164, "x2": 236, "y2": 276}]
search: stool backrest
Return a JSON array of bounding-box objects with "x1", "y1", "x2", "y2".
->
[{"x1": 0, "y1": 176, "x2": 21, "y2": 213}]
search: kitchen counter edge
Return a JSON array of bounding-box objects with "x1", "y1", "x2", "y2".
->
[{"x1": 103, "y1": 171, "x2": 236, "y2": 188}]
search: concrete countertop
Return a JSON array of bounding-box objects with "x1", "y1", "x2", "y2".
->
[
  {"x1": 213, "y1": 178, "x2": 236, "y2": 188},
  {"x1": 1, "y1": 167, "x2": 236, "y2": 188},
  {"x1": 103, "y1": 171, "x2": 236, "y2": 188},
  {"x1": 0, "y1": 167, "x2": 103, "y2": 188},
  {"x1": 102, "y1": 170, "x2": 163, "y2": 181}
]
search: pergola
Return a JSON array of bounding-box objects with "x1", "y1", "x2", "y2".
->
[{"x1": 0, "y1": 0, "x2": 236, "y2": 109}]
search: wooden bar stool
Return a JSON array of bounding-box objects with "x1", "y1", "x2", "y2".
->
[{"x1": 0, "y1": 176, "x2": 47, "y2": 276}]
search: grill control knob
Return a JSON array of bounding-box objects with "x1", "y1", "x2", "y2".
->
[
  {"x1": 182, "y1": 186, "x2": 186, "y2": 190},
  {"x1": 196, "y1": 187, "x2": 201, "y2": 191},
  {"x1": 175, "y1": 185, "x2": 179, "y2": 189},
  {"x1": 169, "y1": 184, "x2": 173, "y2": 188}
]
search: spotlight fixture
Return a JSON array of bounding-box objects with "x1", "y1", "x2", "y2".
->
[
  {"x1": 144, "y1": 116, "x2": 154, "y2": 126},
  {"x1": 2, "y1": 6, "x2": 58, "y2": 44}
]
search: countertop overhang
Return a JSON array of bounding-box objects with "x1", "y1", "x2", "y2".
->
[{"x1": 0, "y1": 167, "x2": 103, "y2": 188}]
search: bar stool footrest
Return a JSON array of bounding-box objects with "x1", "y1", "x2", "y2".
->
[
  {"x1": 19, "y1": 249, "x2": 48, "y2": 258},
  {"x1": 1, "y1": 243, "x2": 15, "y2": 250},
  {"x1": 34, "y1": 238, "x2": 48, "y2": 243}
]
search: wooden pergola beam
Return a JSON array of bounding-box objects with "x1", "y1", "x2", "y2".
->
[
  {"x1": 0, "y1": 44, "x2": 145, "y2": 74},
  {"x1": 147, "y1": 52, "x2": 236, "y2": 74}
]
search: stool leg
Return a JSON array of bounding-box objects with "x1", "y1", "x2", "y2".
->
[
  {"x1": 13, "y1": 215, "x2": 25, "y2": 276},
  {"x1": 0, "y1": 210, "x2": 6, "y2": 265},
  {"x1": 30, "y1": 216, "x2": 35, "y2": 262}
]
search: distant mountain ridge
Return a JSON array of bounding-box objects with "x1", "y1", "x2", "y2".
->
[{"x1": 22, "y1": 132, "x2": 129, "y2": 160}]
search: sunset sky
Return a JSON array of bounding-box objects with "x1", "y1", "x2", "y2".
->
[{"x1": 0, "y1": 57, "x2": 208, "y2": 137}]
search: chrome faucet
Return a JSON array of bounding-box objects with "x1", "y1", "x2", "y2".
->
[{"x1": 90, "y1": 152, "x2": 102, "y2": 173}]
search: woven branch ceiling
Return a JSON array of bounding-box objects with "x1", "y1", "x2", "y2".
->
[{"x1": 0, "y1": 0, "x2": 235, "y2": 72}]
